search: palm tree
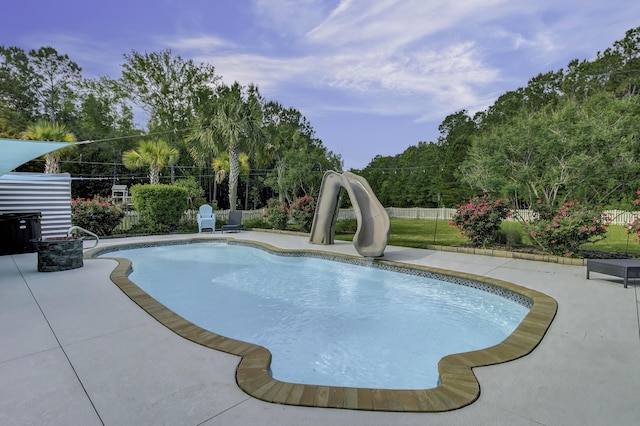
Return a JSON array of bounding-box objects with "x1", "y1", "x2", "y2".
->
[
  {"x1": 212, "y1": 151, "x2": 250, "y2": 207},
  {"x1": 187, "y1": 82, "x2": 263, "y2": 210},
  {"x1": 122, "y1": 139, "x2": 179, "y2": 184},
  {"x1": 21, "y1": 120, "x2": 76, "y2": 173}
]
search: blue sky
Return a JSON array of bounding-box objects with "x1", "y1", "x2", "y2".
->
[{"x1": 3, "y1": 1, "x2": 639, "y2": 169}]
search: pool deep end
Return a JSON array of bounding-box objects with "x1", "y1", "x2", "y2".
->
[{"x1": 90, "y1": 238, "x2": 557, "y2": 413}]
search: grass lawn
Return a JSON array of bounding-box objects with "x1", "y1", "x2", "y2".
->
[
  {"x1": 386, "y1": 219, "x2": 466, "y2": 248},
  {"x1": 335, "y1": 218, "x2": 640, "y2": 256},
  {"x1": 335, "y1": 219, "x2": 467, "y2": 248},
  {"x1": 582, "y1": 223, "x2": 640, "y2": 254}
]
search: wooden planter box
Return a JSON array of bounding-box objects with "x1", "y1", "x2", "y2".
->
[{"x1": 36, "y1": 238, "x2": 83, "y2": 272}]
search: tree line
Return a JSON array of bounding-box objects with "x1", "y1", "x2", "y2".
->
[
  {"x1": 4, "y1": 27, "x2": 640, "y2": 212},
  {"x1": 0, "y1": 47, "x2": 341, "y2": 209},
  {"x1": 358, "y1": 26, "x2": 640, "y2": 211}
]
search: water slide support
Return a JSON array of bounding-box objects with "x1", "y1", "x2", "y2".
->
[{"x1": 309, "y1": 171, "x2": 390, "y2": 257}]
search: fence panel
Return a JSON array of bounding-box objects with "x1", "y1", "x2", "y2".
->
[
  {"x1": 508, "y1": 209, "x2": 534, "y2": 222},
  {"x1": 607, "y1": 209, "x2": 640, "y2": 226},
  {"x1": 116, "y1": 209, "x2": 267, "y2": 231},
  {"x1": 382, "y1": 207, "x2": 640, "y2": 225}
]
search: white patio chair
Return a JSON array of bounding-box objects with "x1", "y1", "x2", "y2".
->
[{"x1": 197, "y1": 204, "x2": 216, "y2": 233}]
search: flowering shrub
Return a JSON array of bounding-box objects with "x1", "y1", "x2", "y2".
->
[
  {"x1": 71, "y1": 197, "x2": 123, "y2": 236},
  {"x1": 524, "y1": 200, "x2": 610, "y2": 257},
  {"x1": 289, "y1": 195, "x2": 316, "y2": 232},
  {"x1": 450, "y1": 195, "x2": 511, "y2": 247},
  {"x1": 263, "y1": 198, "x2": 289, "y2": 230},
  {"x1": 626, "y1": 216, "x2": 640, "y2": 242},
  {"x1": 625, "y1": 191, "x2": 640, "y2": 243}
]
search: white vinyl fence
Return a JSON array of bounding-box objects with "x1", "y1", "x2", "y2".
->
[
  {"x1": 117, "y1": 207, "x2": 640, "y2": 231},
  {"x1": 384, "y1": 207, "x2": 456, "y2": 220},
  {"x1": 382, "y1": 207, "x2": 639, "y2": 226}
]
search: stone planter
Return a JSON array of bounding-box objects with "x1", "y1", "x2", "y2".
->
[{"x1": 36, "y1": 238, "x2": 83, "y2": 272}]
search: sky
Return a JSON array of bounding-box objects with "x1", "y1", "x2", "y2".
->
[{"x1": 3, "y1": 1, "x2": 640, "y2": 169}]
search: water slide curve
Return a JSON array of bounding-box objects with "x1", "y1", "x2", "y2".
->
[{"x1": 309, "y1": 171, "x2": 390, "y2": 257}]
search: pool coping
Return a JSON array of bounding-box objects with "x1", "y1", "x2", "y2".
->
[{"x1": 87, "y1": 238, "x2": 557, "y2": 413}]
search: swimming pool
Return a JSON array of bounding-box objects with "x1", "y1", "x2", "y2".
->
[
  {"x1": 94, "y1": 238, "x2": 557, "y2": 412},
  {"x1": 101, "y1": 241, "x2": 526, "y2": 386}
]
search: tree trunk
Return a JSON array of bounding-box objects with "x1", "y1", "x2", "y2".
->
[
  {"x1": 245, "y1": 177, "x2": 249, "y2": 210},
  {"x1": 277, "y1": 160, "x2": 285, "y2": 203},
  {"x1": 150, "y1": 164, "x2": 160, "y2": 185},
  {"x1": 212, "y1": 179, "x2": 217, "y2": 206},
  {"x1": 44, "y1": 154, "x2": 60, "y2": 174},
  {"x1": 228, "y1": 145, "x2": 239, "y2": 211}
]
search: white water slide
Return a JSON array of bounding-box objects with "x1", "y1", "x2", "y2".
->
[{"x1": 309, "y1": 171, "x2": 390, "y2": 257}]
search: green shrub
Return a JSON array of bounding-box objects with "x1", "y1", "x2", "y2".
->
[
  {"x1": 498, "y1": 222, "x2": 525, "y2": 245},
  {"x1": 450, "y1": 195, "x2": 512, "y2": 247},
  {"x1": 71, "y1": 197, "x2": 123, "y2": 236},
  {"x1": 625, "y1": 191, "x2": 640, "y2": 246},
  {"x1": 172, "y1": 177, "x2": 206, "y2": 210},
  {"x1": 289, "y1": 195, "x2": 316, "y2": 232},
  {"x1": 130, "y1": 184, "x2": 188, "y2": 232},
  {"x1": 177, "y1": 221, "x2": 198, "y2": 233},
  {"x1": 264, "y1": 198, "x2": 289, "y2": 230},
  {"x1": 244, "y1": 217, "x2": 271, "y2": 229},
  {"x1": 335, "y1": 218, "x2": 358, "y2": 233}
]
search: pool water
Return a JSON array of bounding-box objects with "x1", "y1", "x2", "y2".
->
[{"x1": 105, "y1": 242, "x2": 529, "y2": 390}]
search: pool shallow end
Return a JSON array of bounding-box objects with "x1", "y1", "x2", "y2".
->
[{"x1": 88, "y1": 238, "x2": 557, "y2": 413}]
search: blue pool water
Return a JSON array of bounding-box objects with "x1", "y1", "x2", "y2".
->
[{"x1": 102, "y1": 242, "x2": 529, "y2": 389}]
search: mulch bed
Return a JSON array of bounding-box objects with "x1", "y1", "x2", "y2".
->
[
  {"x1": 485, "y1": 244, "x2": 637, "y2": 259},
  {"x1": 577, "y1": 250, "x2": 637, "y2": 259}
]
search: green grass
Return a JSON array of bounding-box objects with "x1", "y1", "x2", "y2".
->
[
  {"x1": 388, "y1": 219, "x2": 467, "y2": 248},
  {"x1": 582, "y1": 224, "x2": 640, "y2": 254},
  {"x1": 335, "y1": 218, "x2": 466, "y2": 248},
  {"x1": 335, "y1": 219, "x2": 640, "y2": 255}
]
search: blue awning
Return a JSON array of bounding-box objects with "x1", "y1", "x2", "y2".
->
[{"x1": 0, "y1": 138, "x2": 75, "y2": 176}]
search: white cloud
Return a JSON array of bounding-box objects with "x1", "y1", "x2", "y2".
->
[
  {"x1": 21, "y1": 34, "x2": 125, "y2": 79},
  {"x1": 321, "y1": 41, "x2": 496, "y2": 96},
  {"x1": 246, "y1": 0, "x2": 508, "y2": 118},
  {"x1": 306, "y1": 0, "x2": 508, "y2": 49},
  {"x1": 195, "y1": 53, "x2": 311, "y2": 91},
  {"x1": 184, "y1": 38, "x2": 497, "y2": 120},
  {"x1": 164, "y1": 0, "x2": 640, "y2": 133},
  {"x1": 165, "y1": 36, "x2": 233, "y2": 51},
  {"x1": 170, "y1": 35, "x2": 499, "y2": 127},
  {"x1": 251, "y1": 0, "x2": 336, "y2": 38}
]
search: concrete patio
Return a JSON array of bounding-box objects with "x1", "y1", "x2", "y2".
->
[{"x1": 1, "y1": 231, "x2": 639, "y2": 425}]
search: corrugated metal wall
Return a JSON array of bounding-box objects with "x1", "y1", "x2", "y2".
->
[{"x1": 0, "y1": 172, "x2": 72, "y2": 238}]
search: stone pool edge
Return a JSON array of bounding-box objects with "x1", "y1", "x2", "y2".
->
[{"x1": 86, "y1": 238, "x2": 558, "y2": 413}]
